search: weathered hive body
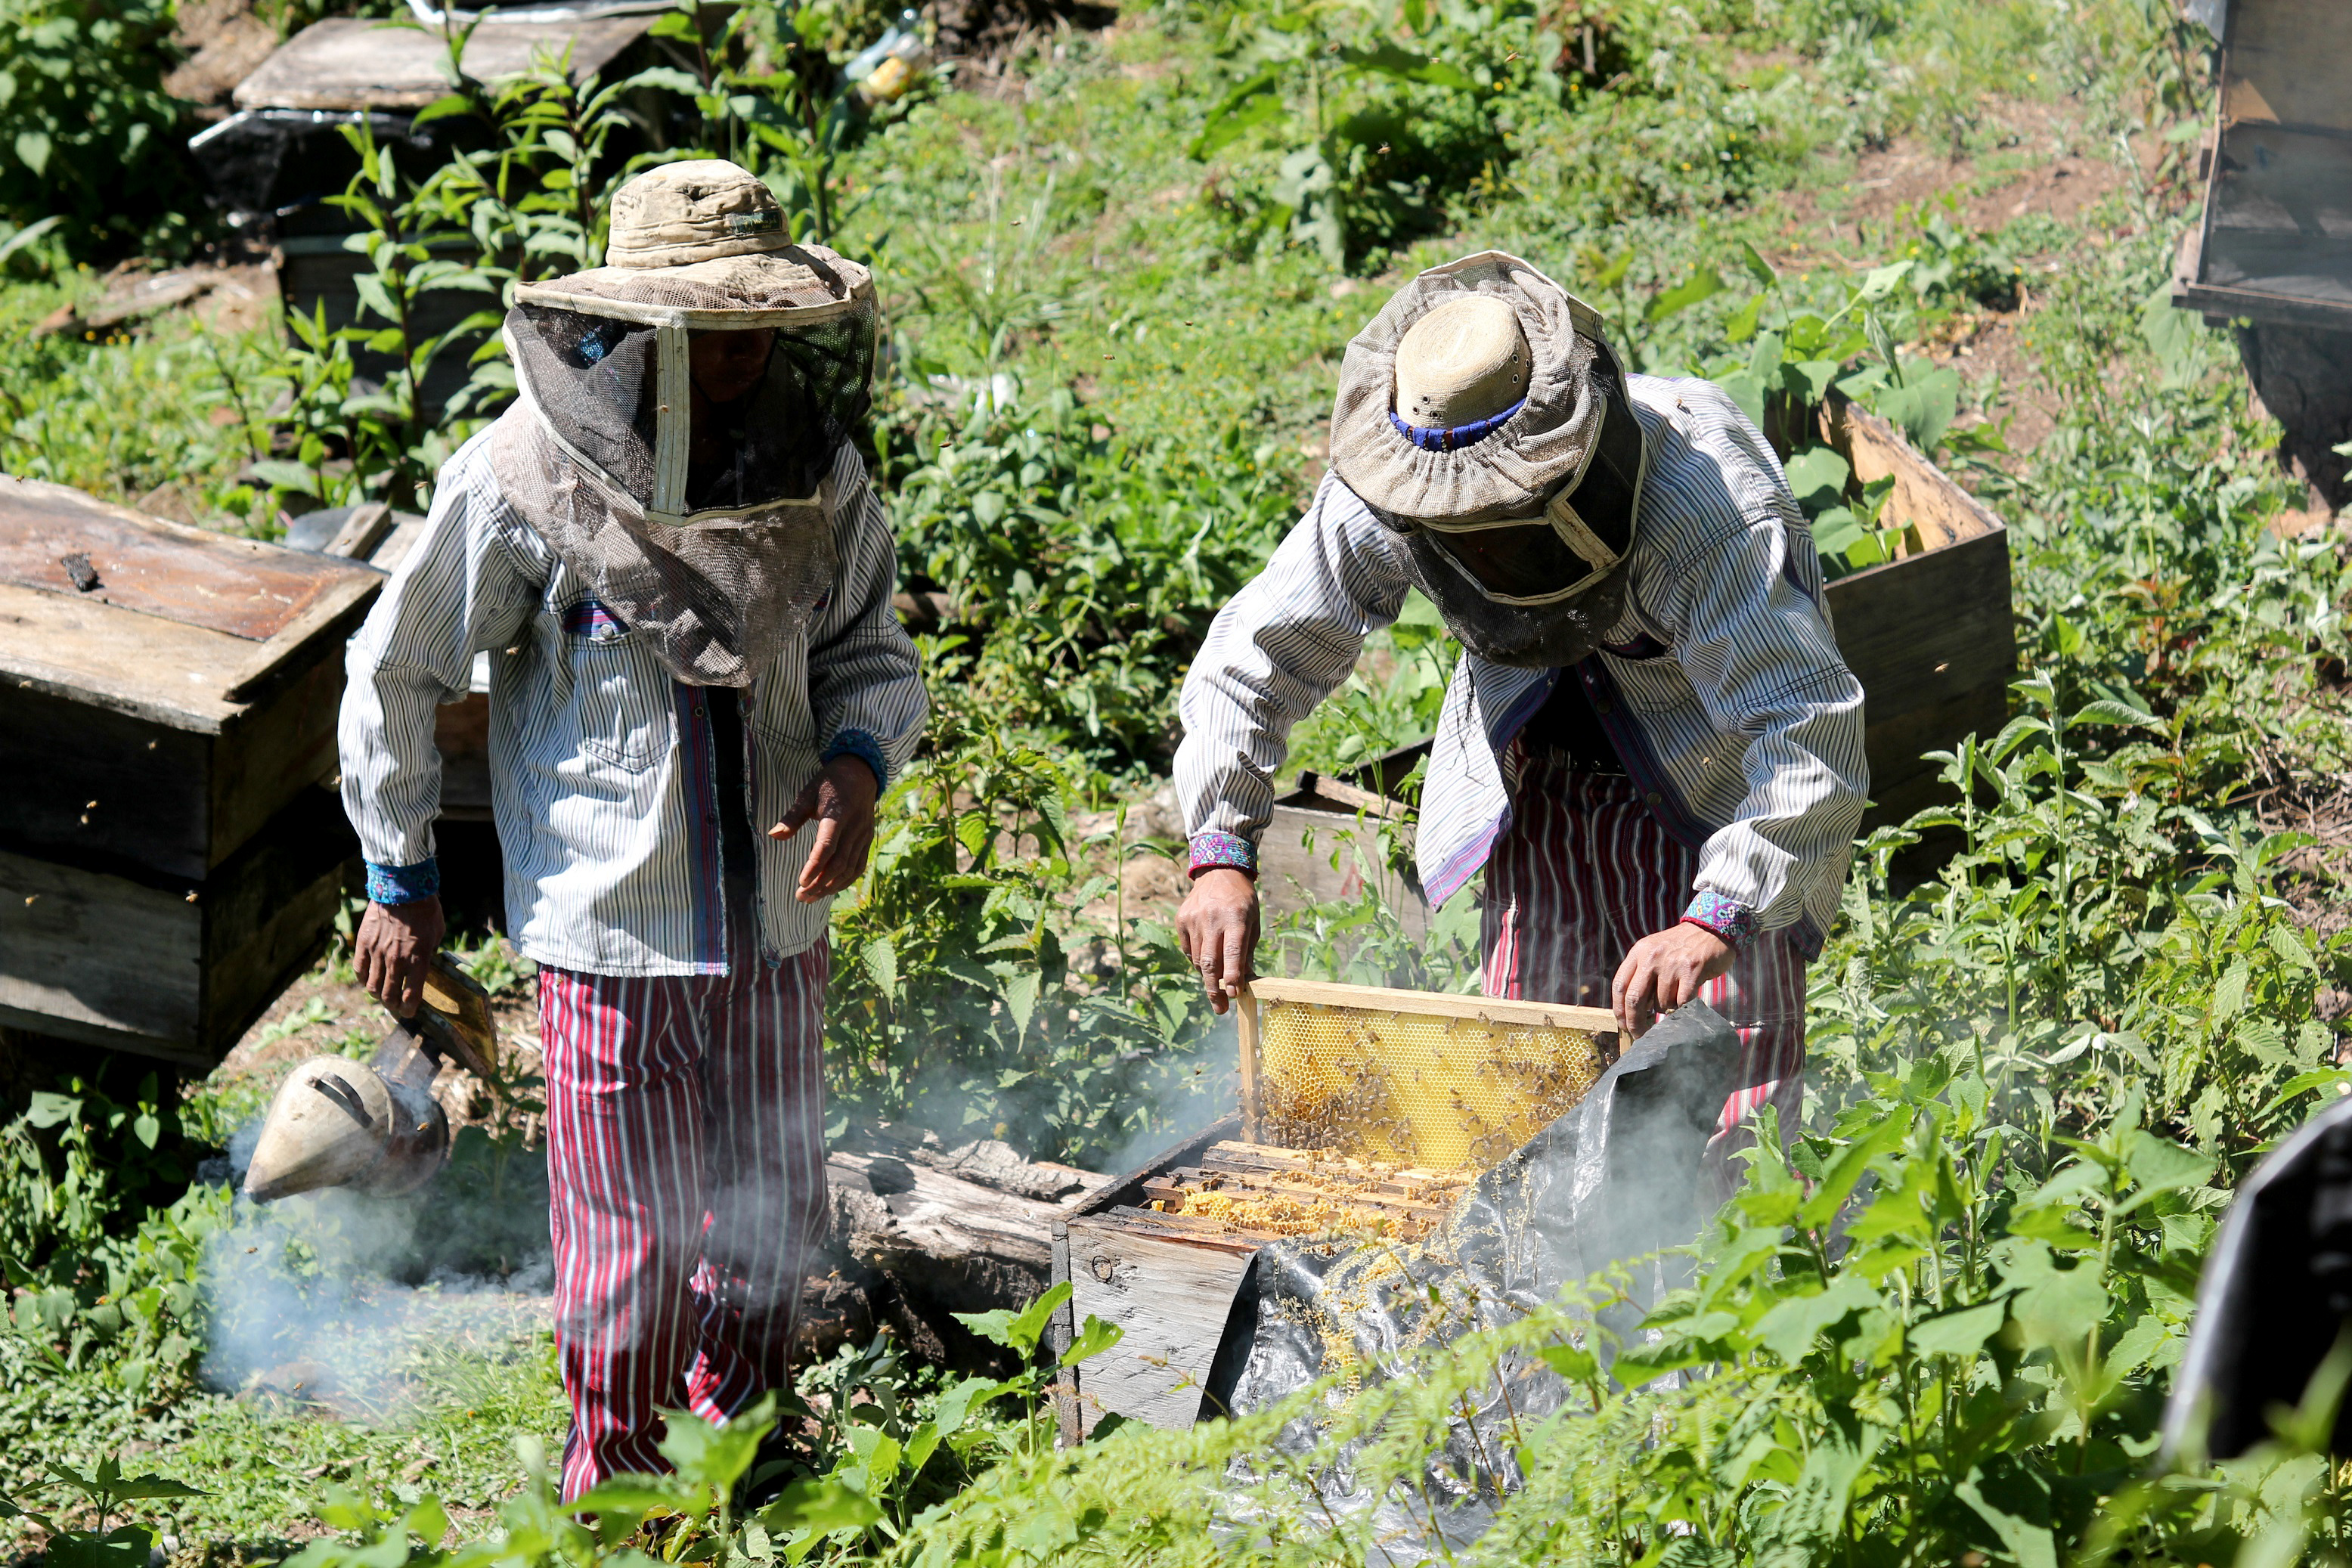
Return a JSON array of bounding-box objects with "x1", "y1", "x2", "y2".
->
[
  {"x1": 0, "y1": 479, "x2": 381, "y2": 1065},
  {"x1": 1050, "y1": 980, "x2": 1616, "y2": 1437}
]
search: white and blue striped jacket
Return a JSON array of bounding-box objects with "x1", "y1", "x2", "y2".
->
[
  {"x1": 1175, "y1": 375, "x2": 1867, "y2": 956},
  {"x1": 339, "y1": 432, "x2": 928, "y2": 977}
]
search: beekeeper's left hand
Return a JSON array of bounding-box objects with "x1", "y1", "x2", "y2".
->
[
  {"x1": 1611, "y1": 923, "x2": 1734, "y2": 1040},
  {"x1": 773, "y1": 755, "x2": 879, "y2": 902}
]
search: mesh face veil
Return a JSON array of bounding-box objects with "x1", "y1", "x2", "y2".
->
[{"x1": 488, "y1": 230, "x2": 881, "y2": 687}]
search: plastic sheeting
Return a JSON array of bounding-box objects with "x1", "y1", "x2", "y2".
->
[
  {"x1": 2165, "y1": 1094, "x2": 2352, "y2": 1461},
  {"x1": 1204, "y1": 1000, "x2": 1742, "y2": 1555}
]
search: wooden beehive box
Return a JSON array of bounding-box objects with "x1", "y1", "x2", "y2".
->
[
  {"x1": 2171, "y1": 0, "x2": 2352, "y2": 333},
  {"x1": 1815, "y1": 401, "x2": 2014, "y2": 831},
  {"x1": 1049, "y1": 979, "x2": 1614, "y2": 1438},
  {"x1": 1258, "y1": 767, "x2": 1427, "y2": 935},
  {"x1": 0, "y1": 479, "x2": 382, "y2": 1064}
]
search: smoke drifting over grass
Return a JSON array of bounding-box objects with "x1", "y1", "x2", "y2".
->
[{"x1": 199, "y1": 1118, "x2": 553, "y2": 1415}]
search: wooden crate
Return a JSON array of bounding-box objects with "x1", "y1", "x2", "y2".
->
[
  {"x1": 2169, "y1": 0, "x2": 2352, "y2": 333},
  {"x1": 1258, "y1": 769, "x2": 1426, "y2": 935},
  {"x1": 1817, "y1": 401, "x2": 2015, "y2": 830},
  {"x1": 0, "y1": 479, "x2": 381, "y2": 881},
  {"x1": 0, "y1": 786, "x2": 357, "y2": 1068},
  {"x1": 1049, "y1": 980, "x2": 1613, "y2": 1438}
]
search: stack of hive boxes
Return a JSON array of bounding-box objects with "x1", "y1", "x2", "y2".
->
[{"x1": 0, "y1": 479, "x2": 383, "y2": 1068}]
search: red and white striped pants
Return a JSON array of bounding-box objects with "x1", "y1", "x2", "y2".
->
[
  {"x1": 538, "y1": 942, "x2": 830, "y2": 1501},
  {"x1": 1480, "y1": 759, "x2": 1805, "y2": 1145}
]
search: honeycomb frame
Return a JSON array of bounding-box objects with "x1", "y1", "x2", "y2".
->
[{"x1": 1240, "y1": 978, "x2": 1619, "y2": 1171}]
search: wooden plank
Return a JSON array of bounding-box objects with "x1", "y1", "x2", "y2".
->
[
  {"x1": 197, "y1": 787, "x2": 356, "y2": 1051},
  {"x1": 323, "y1": 502, "x2": 394, "y2": 561},
  {"x1": 1834, "y1": 403, "x2": 2002, "y2": 555},
  {"x1": 2222, "y1": 0, "x2": 2352, "y2": 135},
  {"x1": 0, "y1": 477, "x2": 372, "y2": 643},
  {"x1": 0, "y1": 848, "x2": 204, "y2": 1050},
  {"x1": 0, "y1": 679, "x2": 214, "y2": 878},
  {"x1": 219, "y1": 569, "x2": 380, "y2": 702},
  {"x1": 1246, "y1": 975, "x2": 1616, "y2": 1034},
  {"x1": 234, "y1": 15, "x2": 653, "y2": 110},
  {"x1": 1049, "y1": 1224, "x2": 1083, "y2": 1449},
  {"x1": 210, "y1": 651, "x2": 353, "y2": 872},
  {"x1": 0, "y1": 584, "x2": 359, "y2": 876},
  {"x1": 1257, "y1": 801, "x2": 1426, "y2": 937},
  {"x1": 1238, "y1": 989, "x2": 1262, "y2": 1143},
  {"x1": 0, "y1": 579, "x2": 248, "y2": 731},
  {"x1": 1066, "y1": 1216, "x2": 1257, "y2": 1432},
  {"x1": 0, "y1": 786, "x2": 353, "y2": 1067},
  {"x1": 1825, "y1": 527, "x2": 2015, "y2": 819},
  {"x1": 1291, "y1": 771, "x2": 1412, "y2": 820}
]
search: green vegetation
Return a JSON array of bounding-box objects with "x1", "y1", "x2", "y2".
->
[{"x1": 7, "y1": 0, "x2": 2352, "y2": 1561}]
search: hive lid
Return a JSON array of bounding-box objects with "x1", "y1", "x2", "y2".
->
[
  {"x1": 231, "y1": 14, "x2": 652, "y2": 111},
  {"x1": 0, "y1": 478, "x2": 381, "y2": 730}
]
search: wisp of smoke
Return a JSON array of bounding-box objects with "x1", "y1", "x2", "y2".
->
[{"x1": 197, "y1": 1117, "x2": 555, "y2": 1415}]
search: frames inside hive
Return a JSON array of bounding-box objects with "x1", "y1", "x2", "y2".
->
[
  {"x1": 1136, "y1": 1140, "x2": 1474, "y2": 1245},
  {"x1": 1241, "y1": 978, "x2": 1618, "y2": 1170}
]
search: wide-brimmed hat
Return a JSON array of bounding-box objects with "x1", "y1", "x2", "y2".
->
[
  {"x1": 1328, "y1": 251, "x2": 1619, "y2": 525},
  {"x1": 513, "y1": 160, "x2": 873, "y2": 325}
]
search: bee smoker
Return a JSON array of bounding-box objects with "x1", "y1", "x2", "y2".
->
[{"x1": 242, "y1": 955, "x2": 498, "y2": 1203}]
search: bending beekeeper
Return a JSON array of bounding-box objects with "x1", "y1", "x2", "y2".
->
[
  {"x1": 1176, "y1": 252, "x2": 1866, "y2": 1158},
  {"x1": 336, "y1": 162, "x2": 927, "y2": 1497}
]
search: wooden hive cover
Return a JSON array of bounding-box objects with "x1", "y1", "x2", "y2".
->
[
  {"x1": 233, "y1": 14, "x2": 654, "y2": 110},
  {"x1": 0, "y1": 478, "x2": 381, "y2": 734}
]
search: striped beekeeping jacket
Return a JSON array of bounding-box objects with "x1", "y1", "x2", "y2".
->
[
  {"x1": 339, "y1": 431, "x2": 928, "y2": 978},
  {"x1": 1176, "y1": 373, "x2": 1867, "y2": 956}
]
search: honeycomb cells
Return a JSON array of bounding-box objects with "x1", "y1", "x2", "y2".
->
[{"x1": 1254, "y1": 998, "x2": 1604, "y2": 1169}]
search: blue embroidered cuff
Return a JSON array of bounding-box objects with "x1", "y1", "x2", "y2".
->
[
  {"x1": 820, "y1": 729, "x2": 889, "y2": 790},
  {"x1": 367, "y1": 857, "x2": 441, "y2": 906},
  {"x1": 1188, "y1": 831, "x2": 1258, "y2": 879},
  {"x1": 1681, "y1": 890, "x2": 1755, "y2": 949}
]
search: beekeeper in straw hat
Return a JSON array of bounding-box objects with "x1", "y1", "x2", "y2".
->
[
  {"x1": 1176, "y1": 252, "x2": 1866, "y2": 1157},
  {"x1": 336, "y1": 161, "x2": 927, "y2": 1497}
]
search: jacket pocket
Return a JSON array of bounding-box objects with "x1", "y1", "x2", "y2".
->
[
  {"x1": 1606, "y1": 650, "x2": 1698, "y2": 716},
  {"x1": 567, "y1": 632, "x2": 671, "y2": 774}
]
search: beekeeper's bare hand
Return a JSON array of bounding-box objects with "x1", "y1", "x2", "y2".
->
[
  {"x1": 1177, "y1": 867, "x2": 1259, "y2": 1015},
  {"x1": 774, "y1": 755, "x2": 879, "y2": 903},
  {"x1": 1612, "y1": 923, "x2": 1734, "y2": 1040},
  {"x1": 356, "y1": 896, "x2": 445, "y2": 1018}
]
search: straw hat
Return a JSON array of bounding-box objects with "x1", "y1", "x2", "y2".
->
[
  {"x1": 1328, "y1": 252, "x2": 1619, "y2": 526},
  {"x1": 1393, "y1": 295, "x2": 1532, "y2": 429},
  {"x1": 513, "y1": 160, "x2": 872, "y2": 322}
]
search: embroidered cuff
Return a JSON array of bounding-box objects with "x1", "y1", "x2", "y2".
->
[
  {"x1": 1681, "y1": 890, "x2": 1755, "y2": 949},
  {"x1": 366, "y1": 857, "x2": 441, "y2": 906},
  {"x1": 820, "y1": 729, "x2": 889, "y2": 790},
  {"x1": 1188, "y1": 830, "x2": 1258, "y2": 879}
]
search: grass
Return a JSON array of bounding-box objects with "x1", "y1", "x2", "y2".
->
[{"x1": 4, "y1": 0, "x2": 2343, "y2": 1560}]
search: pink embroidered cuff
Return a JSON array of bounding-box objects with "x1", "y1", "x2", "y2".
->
[
  {"x1": 1188, "y1": 830, "x2": 1258, "y2": 879},
  {"x1": 1681, "y1": 890, "x2": 1755, "y2": 948}
]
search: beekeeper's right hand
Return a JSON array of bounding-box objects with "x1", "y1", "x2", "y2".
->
[
  {"x1": 356, "y1": 896, "x2": 445, "y2": 1018},
  {"x1": 1177, "y1": 867, "x2": 1259, "y2": 1015}
]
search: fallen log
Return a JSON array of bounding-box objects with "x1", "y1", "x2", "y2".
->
[{"x1": 801, "y1": 1127, "x2": 1114, "y2": 1371}]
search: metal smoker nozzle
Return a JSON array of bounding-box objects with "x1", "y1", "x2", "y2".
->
[{"x1": 242, "y1": 955, "x2": 498, "y2": 1204}]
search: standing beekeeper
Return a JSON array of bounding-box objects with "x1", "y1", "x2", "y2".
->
[
  {"x1": 1175, "y1": 250, "x2": 1866, "y2": 1160},
  {"x1": 336, "y1": 162, "x2": 927, "y2": 1496}
]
